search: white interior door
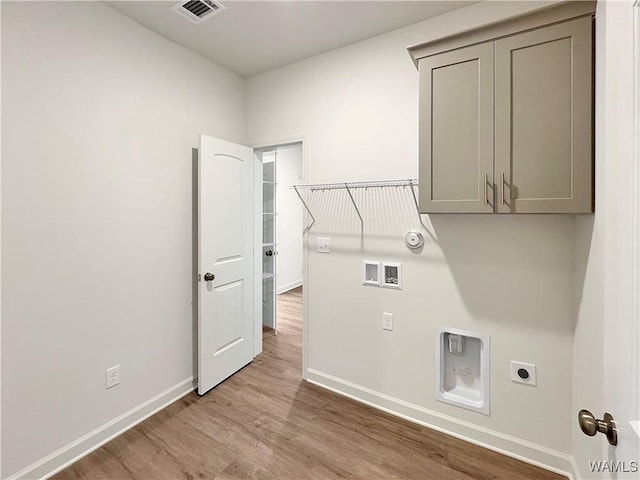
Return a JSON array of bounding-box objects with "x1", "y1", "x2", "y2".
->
[
  {"x1": 601, "y1": 1, "x2": 640, "y2": 474},
  {"x1": 581, "y1": 2, "x2": 640, "y2": 477},
  {"x1": 198, "y1": 135, "x2": 254, "y2": 395}
]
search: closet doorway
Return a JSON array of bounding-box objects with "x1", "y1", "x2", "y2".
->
[{"x1": 255, "y1": 142, "x2": 304, "y2": 335}]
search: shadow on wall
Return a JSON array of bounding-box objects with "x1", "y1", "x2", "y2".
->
[
  {"x1": 429, "y1": 214, "x2": 578, "y2": 333},
  {"x1": 572, "y1": 214, "x2": 596, "y2": 331}
]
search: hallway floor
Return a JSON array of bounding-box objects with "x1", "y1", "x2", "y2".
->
[{"x1": 53, "y1": 287, "x2": 564, "y2": 479}]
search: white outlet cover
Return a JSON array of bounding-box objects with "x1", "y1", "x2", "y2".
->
[
  {"x1": 510, "y1": 361, "x2": 537, "y2": 386},
  {"x1": 317, "y1": 236, "x2": 330, "y2": 253},
  {"x1": 106, "y1": 365, "x2": 120, "y2": 389},
  {"x1": 383, "y1": 312, "x2": 393, "y2": 331}
]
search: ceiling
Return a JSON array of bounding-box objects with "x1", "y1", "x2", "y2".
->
[{"x1": 107, "y1": 1, "x2": 475, "y2": 77}]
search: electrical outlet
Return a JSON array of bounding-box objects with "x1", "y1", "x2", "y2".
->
[
  {"x1": 383, "y1": 312, "x2": 393, "y2": 331},
  {"x1": 106, "y1": 365, "x2": 120, "y2": 389},
  {"x1": 510, "y1": 361, "x2": 536, "y2": 386},
  {"x1": 317, "y1": 237, "x2": 330, "y2": 253}
]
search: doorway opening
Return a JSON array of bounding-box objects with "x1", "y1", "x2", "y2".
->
[{"x1": 254, "y1": 141, "x2": 305, "y2": 341}]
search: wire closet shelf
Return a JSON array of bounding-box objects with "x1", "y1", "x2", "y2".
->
[{"x1": 291, "y1": 179, "x2": 424, "y2": 230}]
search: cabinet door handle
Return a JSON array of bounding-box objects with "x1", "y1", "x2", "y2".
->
[{"x1": 501, "y1": 173, "x2": 506, "y2": 205}]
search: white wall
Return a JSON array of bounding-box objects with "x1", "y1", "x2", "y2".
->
[
  {"x1": 1, "y1": 2, "x2": 244, "y2": 478},
  {"x1": 275, "y1": 143, "x2": 303, "y2": 293},
  {"x1": 246, "y1": 0, "x2": 577, "y2": 472}
]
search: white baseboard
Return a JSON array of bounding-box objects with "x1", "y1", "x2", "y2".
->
[
  {"x1": 306, "y1": 368, "x2": 575, "y2": 479},
  {"x1": 569, "y1": 456, "x2": 581, "y2": 480},
  {"x1": 7, "y1": 378, "x2": 195, "y2": 480},
  {"x1": 277, "y1": 279, "x2": 302, "y2": 295}
]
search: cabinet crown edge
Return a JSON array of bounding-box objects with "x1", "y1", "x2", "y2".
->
[{"x1": 407, "y1": 0, "x2": 595, "y2": 68}]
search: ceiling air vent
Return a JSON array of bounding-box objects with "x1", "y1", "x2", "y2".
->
[{"x1": 171, "y1": 0, "x2": 225, "y2": 24}]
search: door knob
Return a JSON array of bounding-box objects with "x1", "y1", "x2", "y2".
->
[
  {"x1": 203, "y1": 272, "x2": 215, "y2": 282},
  {"x1": 578, "y1": 409, "x2": 617, "y2": 446}
]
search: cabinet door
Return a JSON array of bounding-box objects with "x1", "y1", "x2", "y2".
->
[
  {"x1": 418, "y1": 43, "x2": 494, "y2": 213},
  {"x1": 495, "y1": 16, "x2": 593, "y2": 213}
]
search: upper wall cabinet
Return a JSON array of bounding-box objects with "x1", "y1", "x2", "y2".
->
[{"x1": 409, "y1": 2, "x2": 595, "y2": 214}]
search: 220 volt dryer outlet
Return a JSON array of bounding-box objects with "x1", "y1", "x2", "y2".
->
[{"x1": 510, "y1": 361, "x2": 536, "y2": 386}]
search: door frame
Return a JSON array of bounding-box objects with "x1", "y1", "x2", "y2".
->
[
  {"x1": 631, "y1": 0, "x2": 640, "y2": 435},
  {"x1": 251, "y1": 134, "x2": 310, "y2": 378}
]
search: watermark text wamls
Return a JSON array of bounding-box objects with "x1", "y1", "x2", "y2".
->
[{"x1": 588, "y1": 460, "x2": 639, "y2": 473}]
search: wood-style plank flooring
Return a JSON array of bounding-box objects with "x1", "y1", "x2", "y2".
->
[{"x1": 54, "y1": 287, "x2": 565, "y2": 480}]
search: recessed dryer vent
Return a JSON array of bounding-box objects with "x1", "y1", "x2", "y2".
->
[{"x1": 435, "y1": 328, "x2": 490, "y2": 415}]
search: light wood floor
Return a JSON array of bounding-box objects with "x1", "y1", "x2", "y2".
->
[{"x1": 54, "y1": 287, "x2": 565, "y2": 480}]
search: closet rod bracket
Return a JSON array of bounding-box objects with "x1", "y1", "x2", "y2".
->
[
  {"x1": 344, "y1": 184, "x2": 364, "y2": 231},
  {"x1": 293, "y1": 185, "x2": 316, "y2": 231},
  {"x1": 409, "y1": 184, "x2": 427, "y2": 230},
  {"x1": 290, "y1": 179, "x2": 419, "y2": 231}
]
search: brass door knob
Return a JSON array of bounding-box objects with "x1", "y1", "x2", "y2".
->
[
  {"x1": 203, "y1": 272, "x2": 215, "y2": 282},
  {"x1": 578, "y1": 409, "x2": 617, "y2": 446}
]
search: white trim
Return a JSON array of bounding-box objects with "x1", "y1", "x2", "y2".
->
[
  {"x1": 306, "y1": 368, "x2": 574, "y2": 479},
  {"x1": 7, "y1": 378, "x2": 194, "y2": 480},
  {"x1": 254, "y1": 152, "x2": 264, "y2": 356},
  {"x1": 632, "y1": 0, "x2": 640, "y2": 429},
  {"x1": 250, "y1": 134, "x2": 309, "y2": 152},
  {"x1": 568, "y1": 456, "x2": 580, "y2": 480},
  {"x1": 0, "y1": 3, "x2": 4, "y2": 476},
  {"x1": 301, "y1": 137, "x2": 310, "y2": 380},
  {"x1": 277, "y1": 279, "x2": 302, "y2": 294}
]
